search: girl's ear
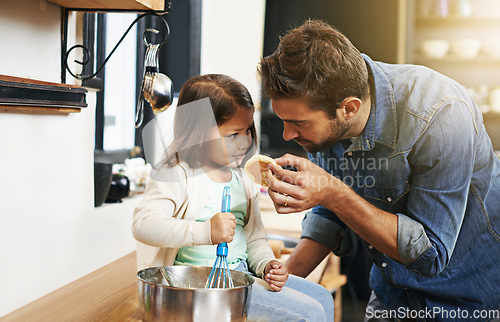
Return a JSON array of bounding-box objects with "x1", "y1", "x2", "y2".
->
[{"x1": 340, "y1": 96, "x2": 362, "y2": 120}]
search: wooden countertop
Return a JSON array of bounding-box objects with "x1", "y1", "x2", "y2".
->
[{"x1": 2, "y1": 252, "x2": 140, "y2": 321}]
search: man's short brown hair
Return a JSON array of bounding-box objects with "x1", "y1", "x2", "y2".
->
[{"x1": 258, "y1": 19, "x2": 369, "y2": 119}]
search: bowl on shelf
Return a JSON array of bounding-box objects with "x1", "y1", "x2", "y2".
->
[
  {"x1": 420, "y1": 39, "x2": 449, "y2": 59},
  {"x1": 482, "y1": 39, "x2": 500, "y2": 59},
  {"x1": 449, "y1": 38, "x2": 482, "y2": 59}
]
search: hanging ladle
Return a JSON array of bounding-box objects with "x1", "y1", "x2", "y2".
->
[{"x1": 135, "y1": 28, "x2": 174, "y2": 128}]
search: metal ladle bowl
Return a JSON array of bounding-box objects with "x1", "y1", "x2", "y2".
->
[{"x1": 143, "y1": 73, "x2": 173, "y2": 114}]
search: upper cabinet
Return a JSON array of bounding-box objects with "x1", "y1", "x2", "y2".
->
[{"x1": 46, "y1": 0, "x2": 166, "y2": 11}]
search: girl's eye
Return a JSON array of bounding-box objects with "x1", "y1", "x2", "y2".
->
[{"x1": 226, "y1": 128, "x2": 252, "y2": 139}]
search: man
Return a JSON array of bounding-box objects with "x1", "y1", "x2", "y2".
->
[{"x1": 258, "y1": 19, "x2": 500, "y2": 321}]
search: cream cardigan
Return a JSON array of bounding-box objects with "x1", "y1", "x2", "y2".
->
[{"x1": 132, "y1": 162, "x2": 276, "y2": 278}]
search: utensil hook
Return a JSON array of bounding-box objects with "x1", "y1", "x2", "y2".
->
[{"x1": 65, "y1": 12, "x2": 170, "y2": 81}]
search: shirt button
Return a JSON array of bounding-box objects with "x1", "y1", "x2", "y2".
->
[
  {"x1": 387, "y1": 197, "x2": 392, "y2": 202},
  {"x1": 347, "y1": 152, "x2": 353, "y2": 156},
  {"x1": 368, "y1": 245, "x2": 374, "y2": 249},
  {"x1": 381, "y1": 262, "x2": 387, "y2": 268}
]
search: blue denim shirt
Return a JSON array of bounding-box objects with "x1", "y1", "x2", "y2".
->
[{"x1": 302, "y1": 54, "x2": 500, "y2": 319}]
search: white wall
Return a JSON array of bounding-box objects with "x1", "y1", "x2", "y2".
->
[
  {"x1": 0, "y1": 0, "x2": 137, "y2": 316},
  {"x1": 200, "y1": 0, "x2": 266, "y2": 109}
]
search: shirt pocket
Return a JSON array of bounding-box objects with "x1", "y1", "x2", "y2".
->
[{"x1": 363, "y1": 181, "x2": 411, "y2": 212}]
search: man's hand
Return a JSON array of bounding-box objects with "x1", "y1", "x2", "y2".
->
[
  {"x1": 268, "y1": 154, "x2": 402, "y2": 263},
  {"x1": 264, "y1": 260, "x2": 288, "y2": 291},
  {"x1": 266, "y1": 154, "x2": 343, "y2": 214},
  {"x1": 210, "y1": 212, "x2": 236, "y2": 244}
]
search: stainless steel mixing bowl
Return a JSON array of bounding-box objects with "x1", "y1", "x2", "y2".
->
[{"x1": 137, "y1": 266, "x2": 254, "y2": 322}]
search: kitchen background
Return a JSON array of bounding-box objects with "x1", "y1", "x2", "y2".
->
[{"x1": 1, "y1": 0, "x2": 499, "y2": 318}]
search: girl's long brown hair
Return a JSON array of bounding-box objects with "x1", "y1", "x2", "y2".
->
[{"x1": 164, "y1": 74, "x2": 257, "y2": 168}]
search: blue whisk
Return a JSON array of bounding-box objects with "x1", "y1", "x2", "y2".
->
[{"x1": 205, "y1": 186, "x2": 234, "y2": 288}]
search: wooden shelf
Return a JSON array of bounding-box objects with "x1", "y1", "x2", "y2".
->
[
  {"x1": 415, "y1": 54, "x2": 500, "y2": 65},
  {"x1": 483, "y1": 112, "x2": 500, "y2": 120},
  {"x1": 0, "y1": 75, "x2": 87, "y2": 114},
  {"x1": 416, "y1": 16, "x2": 500, "y2": 26},
  {"x1": 47, "y1": 0, "x2": 166, "y2": 11}
]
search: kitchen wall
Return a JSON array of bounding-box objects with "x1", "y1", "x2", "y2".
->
[
  {"x1": 200, "y1": 0, "x2": 266, "y2": 107},
  {"x1": 0, "y1": 1, "x2": 139, "y2": 316},
  {"x1": 0, "y1": 0, "x2": 265, "y2": 316}
]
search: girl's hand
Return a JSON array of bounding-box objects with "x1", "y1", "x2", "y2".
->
[
  {"x1": 264, "y1": 260, "x2": 288, "y2": 291},
  {"x1": 210, "y1": 212, "x2": 236, "y2": 244}
]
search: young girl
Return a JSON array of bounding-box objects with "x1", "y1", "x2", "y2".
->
[{"x1": 133, "y1": 74, "x2": 334, "y2": 321}]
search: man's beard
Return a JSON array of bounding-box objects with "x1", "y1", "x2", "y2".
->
[{"x1": 295, "y1": 119, "x2": 349, "y2": 153}]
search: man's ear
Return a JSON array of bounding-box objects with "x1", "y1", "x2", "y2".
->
[{"x1": 340, "y1": 96, "x2": 362, "y2": 120}]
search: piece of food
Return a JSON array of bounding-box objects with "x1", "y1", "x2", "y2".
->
[{"x1": 244, "y1": 154, "x2": 277, "y2": 187}]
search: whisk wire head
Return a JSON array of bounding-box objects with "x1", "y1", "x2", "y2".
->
[
  {"x1": 224, "y1": 259, "x2": 234, "y2": 288},
  {"x1": 205, "y1": 244, "x2": 235, "y2": 288},
  {"x1": 205, "y1": 186, "x2": 234, "y2": 289}
]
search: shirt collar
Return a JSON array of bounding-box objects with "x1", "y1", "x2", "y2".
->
[{"x1": 347, "y1": 54, "x2": 397, "y2": 152}]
